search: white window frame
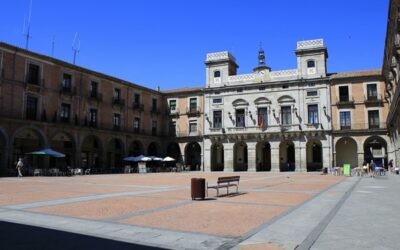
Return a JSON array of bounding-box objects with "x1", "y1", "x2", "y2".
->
[
  {"x1": 25, "y1": 60, "x2": 43, "y2": 85},
  {"x1": 212, "y1": 97, "x2": 223, "y2": 105}
]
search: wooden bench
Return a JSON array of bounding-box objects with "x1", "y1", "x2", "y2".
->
[{"x1": 207, "y1": 176, "x2": 240, "y2": 197}]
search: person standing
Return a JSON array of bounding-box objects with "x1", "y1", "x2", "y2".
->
[{"x1": 16, "y1": 158, "x2": 23, "y2": 177}]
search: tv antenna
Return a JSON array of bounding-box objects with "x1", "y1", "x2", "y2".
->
[
  {"x1": 72, "y1": 32, "x2": 80, "y2": 64},
  {"x1": 51, "y1": 35, "x2": 55, "y2": 57},
  {"x1": 22, "y1": 0, "x2": 33, "y2": 50}
]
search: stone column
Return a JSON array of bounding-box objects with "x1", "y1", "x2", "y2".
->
[
  {"x1": 357, "y1": 152, "x2": 363, "y2": 168},
  {"x1": 247, "y1": 141, "x2": 256, "y2": 172},
  {"x1": 203, "y1": 139, "x2": 211, "y2": 172},
  {"x1": 270, "y1": 141, "x2": 280, "y2": 172},
  {"x1": 224, "y1": 142, "x2": 234, "y2": 172},
  {"x1": 296, "y1": 141, "x2": 306, "y2": 172}
]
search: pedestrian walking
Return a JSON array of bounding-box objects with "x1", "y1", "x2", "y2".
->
[{"x1": 16, "y1": 158, "x2": 23, "y2": 177}]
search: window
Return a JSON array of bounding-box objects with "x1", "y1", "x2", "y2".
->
[
  {"x1": 60, "y1": 103, "x2": 71, "y2": 123},
  {"x1": 308, "y1": 104, "x2": 319, "y2": 124},
  {"x1": 152, "y1": 121, "x2": 157, "y2": 135},
  {"x1": 189, "y1": 121, "x2": 197, "y2": 134},
  {"x1": 62, "y1": 73, "x2": 72, "y2": 91},
  {"x1": 307, "y1": 90, "x2": 318, "y2": 97},
  {"x1": 236, "y1": 109, "x2": 245, "y2": 127},
  {"x1": 169, "y1": 121, "x2": 176, "y2": 136},
  {"x1": 113, "y1": 113, "x2": 121, "y2": 129},
  {"x1": 90, "y1": 81, "x2": 98, "y2": 97},
  {"x1": 339, "y1": 86, "x2": 349, "y2": 102},
  {"x1": 134, "y1": 93, "x2": 140, "y2": 105},
  {"x1": 259, "y1": 87, "x2": 265, "y2": 91},
  {"x1": 214, "y1": 71, "x2": 220, "y2": 78},
  {"x1": 27, "y1": 63, "x2": 40, "y2": 85},
  {"x1": 169, "y1": 100, "x2": 177, "y2": 111},
  {"x1": 213, "y1": 110, "x2": 222, "y2": 129},
  {"x1": 281, "y1": 106, "x2": 292, "y2": 125},
  {"x1": 367, "y1": 84, "x2": 378, "y2": 100},
  {"x1": 307, "y1": 60, "x2": 315, "y2": 68},
  {"x1": 189, "y1": 98, "x2": 197, "y2": 112},
  {"x1": 133, "y1": 117, "x2": 140, "y2": 133},
  {"x1": 282, "y1": 85, "x2": 289, "y2": 89},
  {"x1": 152, "y1": 98, "x2": 157, "y2": 112},
  {"x1": 339, "y1": 111, "x2": 351, "y2": 129},
  {"x1": 368, "y1": 110, "x2": 379, "y2": 128},
  {"x1": 258, "y1": 107, "x2": 268, "y2": 128},
  {"x1": 212, "y1": 98, "x2": 222, "y2": 104},
  {"x1": 113, "y1": 88, "x2": 121, "y2": 100},
  {"x1": 237, "y1": 88, "x2": 243, "y2": 93},
  {"x1": 26, "y1": 96, "x2": 38, "y2": 120},
  {"x1": 89, "y1": 108, "x2": 97, "y2": 127}
]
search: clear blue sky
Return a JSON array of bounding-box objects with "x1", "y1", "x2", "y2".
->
[{"x1": 0, "y1": 0, "x2": 389, "y2": 90}]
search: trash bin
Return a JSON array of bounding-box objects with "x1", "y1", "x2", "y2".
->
[
  {"x1": 322, "y1": 167, "x2": 328, "y2": 174},
  {"x1": 191, "y1": 178, "x2": 205, "y2": 200}
]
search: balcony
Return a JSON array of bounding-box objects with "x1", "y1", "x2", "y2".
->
[
  {"x1": 112, "y1": 97, "x2": 125, "y2": 107},
  {"x1": 336, "y1": 122, "x2": 387, "y2": 132},
  {"x1": 336, "y1": 96, "x2": 354, "y2": 108},
  {"x1": 167, "y1": 107, "x2": 179, "y2": 117},
  {"x1": 175, "y1": 130, "x2": 202, "y2": 137},
  {"x1": 132, "y1": 102, "x2": 144, "y2": 111},
  {"x1": 364, "y1": 95, "x2": 383, "y2": 106},
  {"x1": 88, "y1": 92, "x2": 103, "y2": 102},
  {"x1": 113, "y1": 124, "x2": 121, "y2": 131},
  {"x1": 186, "y1": 106, "x2": 201, "y2": 116},
  {"x1": 150, "y1": 107, "x2": 160, "y2": 115},
  {"x1": 59, "y1": 86, "x2": 77, "y2": 96},
  {"x1": 25, "y1": 77, "x2": 43, "y2": 92}
]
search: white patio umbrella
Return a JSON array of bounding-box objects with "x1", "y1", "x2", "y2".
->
[
  {"x1": 137, "y1": 155, "x2": 152, "y2": 162},
  {"x1": 163, "y1": 156, "x2": 175, "y2": 162},
  {"x1": 149, "y1": 156, "x2": 163, "y2": 161}
]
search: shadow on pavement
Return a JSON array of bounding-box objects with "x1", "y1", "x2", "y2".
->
[{"x1": 0, "y1": 221, "x2": 166, "y2": 250}]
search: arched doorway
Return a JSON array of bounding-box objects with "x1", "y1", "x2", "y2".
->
[
  {"x1": 185, "y1": 142, "x2": 201, "y2": 171},
  {"x1": 50, "y1": 132, "x2": 75, "y2": 171},
  {"x1": 279, "y1": 140, "x2": 295, "y2": 171},
  {"x1": 335, "y1": 137, "x2": 357, "y2": 168},
  {"x1": 128, "y1": 140, "x2": 143, "y2": 156},
  {"x1": 256, "y1": 141, "x2": 271, "y2": 171},
  {"x1": 364, "y1": 136, "x2": 388, "y2": 169},
  {"x1": 166, "y1": 142, "x2": 181, "y2": 162},
  {"x1": 81, "y1": 135, "x2": 102, "y2": 172},
  {"x1": 306, "y1": 140, "x2": 323, "y2": 171},
  {"x1": 234, "y1": 141, "x2": 248, "y2": 171},
  {"x1": 147, "y1": 142, "x2": 159, "y2": 156},
  {"x1": 106, "y1": 138, "x2": 124, "y2": 173},
  {"x1": 12, "y1": 127, "x2": 46, "y2": 175},
  {"x1": 211, "y1": 143, "x2": 224, "y2": 171}
]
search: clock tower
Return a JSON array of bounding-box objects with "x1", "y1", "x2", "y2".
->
[{"x1": 253, "y1": 46, "x2": 271, "y2": 73}]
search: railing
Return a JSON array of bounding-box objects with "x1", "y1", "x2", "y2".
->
[
  {"x1": 59, "y1": 86, "x2": 77, "y2": 95},
  {"x1": 112, "y1": 97, "x2": 125, "y2": 107},
  {"x1": 132, "y1": 102, "x2": 144, "y2": 111},
  {"x1": 186, "y1": 106, "x2": 201, "y2": 116},
  {"x1": 364, "y1": 95, "x2": 383, "y2": 106},
  {"x1": 88, "y1": 92, "x2": 103, "y2": 102},
  {"x1": 175, "y1": 130, "x2": 202, "y2": 137},
  {"x1": 336, "y1": 122, "x2": 387, "y2": 131},
  {"x1": 336, "y1": 96, "x2": 354, "y2": 107},
  {"x1": 167, "y1": 107, "x2": 179, "y2": 116}
]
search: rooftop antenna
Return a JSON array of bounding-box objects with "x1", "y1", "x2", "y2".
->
[
  {"x1": 23, "y1": 0, "x2": 33, "y2": 50},
  {"x1": 72, "y1": 32, "x2": 80, "y2": 64},
  {"x1": 51, "y1": 35, "x2": 55, "y2": 57}
]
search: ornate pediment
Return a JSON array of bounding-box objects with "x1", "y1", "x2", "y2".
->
[
  {"x1": 277, "y1": 95, "x2": 295, "y2": 103},
  {"x1": 232, "y1": 98, "x2": 249, "y2": 107},
  {"x1": 254, "y1": 97, "x2": 271, "y2": 105}
]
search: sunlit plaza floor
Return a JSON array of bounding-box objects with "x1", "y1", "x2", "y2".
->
[{"x1": 1, "y1": 172, "x2": 398, "y2": 249}]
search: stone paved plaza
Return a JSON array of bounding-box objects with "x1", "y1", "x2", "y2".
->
[{"x1": 0, "y1": 172, "x2": 399, "y2": 249}]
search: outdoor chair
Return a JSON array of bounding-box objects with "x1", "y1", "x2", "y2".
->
[
  {"x1": 33, "y1": 169, "x2": 42, "y2": 176},
  {"x1": 74, "y1": 168, "x2": 83, "y2": 175},
  {"x1": 84, "y1": 169, "x2": 91, "y2": 175}
]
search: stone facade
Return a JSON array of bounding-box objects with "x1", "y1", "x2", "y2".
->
[
  {"x1": 383, "y1": 0, "x2": 400, "y2": 169},
  {"x1": 203, "y1": 39, "x2": 332, "y2": 172}
]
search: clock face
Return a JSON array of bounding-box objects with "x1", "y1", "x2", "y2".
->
[{"x1": 259, "y1": 70, "x2": 265, "y2": 75}]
